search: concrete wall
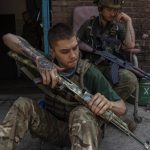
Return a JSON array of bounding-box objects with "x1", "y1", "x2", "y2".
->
[{"x1": 0, "y1": 0, "x2": 26, "y2": 34}]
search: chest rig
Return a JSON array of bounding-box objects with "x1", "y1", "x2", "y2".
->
[
  {"x1": 87, "y1": 16, "x2": 121, "y2": 53},
  {"x1": 45, "y1": 59, "x2": 91, "y2": 121}
]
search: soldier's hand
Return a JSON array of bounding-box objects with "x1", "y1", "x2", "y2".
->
[
  {"x1": 36, "y1": 57, "x2": 64, "y2": 88},
  {"x1": 88, "y1": 93, "x2": 112, "y2": 115},
  {"x1": 116, "y1": 12, "x2": 132, "y2": 23}
]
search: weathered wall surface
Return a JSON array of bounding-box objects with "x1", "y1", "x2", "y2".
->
[{"x1": 0, "y1": 0, "x2": 26, "y2": 34}]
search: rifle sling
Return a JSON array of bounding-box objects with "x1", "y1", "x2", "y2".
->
[{"x1": 90, "y1": 50, "x2": 120, "y2": 85}]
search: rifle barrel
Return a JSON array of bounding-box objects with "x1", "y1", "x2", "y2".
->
[{"x1": 94, "y1": 50, "x2": 150, "y2": 83}]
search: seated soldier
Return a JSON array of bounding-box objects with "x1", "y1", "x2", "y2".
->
[
  {"x1": 77, "y1": 0, "x2": 138, "y2": 129},
  {"x1": 1, "y1": 23, "x2": 126, "y2": 150}
]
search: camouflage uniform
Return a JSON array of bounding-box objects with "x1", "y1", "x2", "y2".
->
[
  {"x1": 78, "y1": 16, "x2": 138, "y2": 100},
  {"x1": 0, "y1": 59, "x2": 121, "y2": 150}
]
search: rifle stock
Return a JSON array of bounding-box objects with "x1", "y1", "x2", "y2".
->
[{"x1": 8, "y1": 51, "x2": 150, "y2": 150}]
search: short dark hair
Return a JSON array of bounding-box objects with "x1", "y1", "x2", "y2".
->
[{"x1": 48, "y1": 23, "x2": 75, "y2": 48}]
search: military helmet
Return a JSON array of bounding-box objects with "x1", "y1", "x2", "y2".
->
[{"x1": 93, "y1": 0, "x2": 125, "y2": 8}]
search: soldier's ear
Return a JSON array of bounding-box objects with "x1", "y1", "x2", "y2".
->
[
  {"x1": 51, "y1": 49, "x2": 56, "y2": 58},
  {"x1": 48, "y1": 47, "x2": 55, "y2": 59}
]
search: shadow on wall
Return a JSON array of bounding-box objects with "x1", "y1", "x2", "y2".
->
[{"x1": 0, "y1": 14, "x2": 18, "y2": 80}]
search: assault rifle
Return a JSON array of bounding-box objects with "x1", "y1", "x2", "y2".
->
[
  {"x1": 92, "y1": 50, "x2": 150, "y2": 84},
  {"x1": 8, "y1": 51, "x2": 150, "y2": 150}
]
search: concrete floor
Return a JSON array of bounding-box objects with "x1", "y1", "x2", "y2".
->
[{"x1": 0, "y1": 79, "x2": 150, "y2": 150}]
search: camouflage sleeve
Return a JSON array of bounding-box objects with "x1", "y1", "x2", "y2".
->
[
  {"x1": 83, "y1": 65, "x2": 121, "y2": 101},
  {"x1": 77, "y1": 19, "x2": 91, "y2": 42},
  {"x1": 117, "y1": 22, "x2": 126, "y2": 43}
]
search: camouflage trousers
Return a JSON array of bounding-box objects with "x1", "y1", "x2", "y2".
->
[
  {"x1": 113, "y1": 69, "x2": 138, "y2": 100},
  {"x1": 99, "y1": 65, "x2": 138, "y2": 100},
  {"x1": 0, "y1": 97, "x2": 103, "y2": 150}
]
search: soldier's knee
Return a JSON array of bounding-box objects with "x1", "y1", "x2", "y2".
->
[
  {"x1": 120, "y1": 69, "x2": 138, "y2": 91},
  {"x1": 69, "y1": 106, "x2": 102, "y2": 149},
  {"x1": 127, "y1": 71, "x2": 138, "y2": 91},
  {"x1": 69, "y1": 106, "x2": 98, "y2": 126},
  {"x1": 70, "y1": 106, "x2": 92, "y2": 120},
  {"x1": 14, "y1": 97, "x2": 33, "y2": 111}
]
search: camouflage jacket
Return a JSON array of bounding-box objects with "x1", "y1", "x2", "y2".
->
[{"x1": 78, "y1": 16, "x2": 126, "y2": 62}]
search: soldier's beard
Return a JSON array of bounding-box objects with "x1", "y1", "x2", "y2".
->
[{"x1": 101, "y1": 14, "x2": 114, "y2": 23}]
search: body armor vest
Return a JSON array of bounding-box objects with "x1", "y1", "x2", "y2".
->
[
  {"x1": 45, "y1": 59, "x2": 91, "y2": 121},
  {"x1": 82, "y1": 16, "x2": 123, "y2": 64},
  {"x1": 88, "y1": 16, "x2": 122, "y2": 53}
]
